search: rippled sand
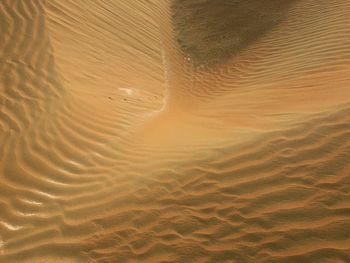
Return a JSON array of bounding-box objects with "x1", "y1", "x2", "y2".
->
[{"x1": 1, "y1": 0, "x2": 350, "y2": 262}]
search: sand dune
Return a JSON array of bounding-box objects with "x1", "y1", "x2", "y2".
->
[{"x1": 1, "y1": 0, "x2": 350, "y2": 262}]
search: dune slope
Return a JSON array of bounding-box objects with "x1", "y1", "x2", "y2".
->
[{"x1": 1, "y1": 0, "x2": 350, "y2": 262}]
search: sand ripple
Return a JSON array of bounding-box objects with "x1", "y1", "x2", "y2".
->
[{"x1": 1, "y1": 0, "x2": 350, "y2": 262}]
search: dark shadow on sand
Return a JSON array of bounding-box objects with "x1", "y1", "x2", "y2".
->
[{"x1": 171, "y1": 0, "x2": 299, "y2": 67}]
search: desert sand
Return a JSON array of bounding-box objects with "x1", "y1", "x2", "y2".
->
[{"x1": 1, "y1": 0, "x2": 350, "y2": 262}]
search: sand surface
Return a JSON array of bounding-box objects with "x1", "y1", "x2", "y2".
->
[{"x1": 1, "y1": 0, "x2": 350, "y2": 262}]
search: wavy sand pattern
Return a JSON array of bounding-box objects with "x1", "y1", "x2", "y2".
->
[{"x1": 1, "y1": 0, "x2": 350, "y2": 262}]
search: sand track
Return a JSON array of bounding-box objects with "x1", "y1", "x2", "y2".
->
[{"x1": 1, "y1": 0, "x2": 350, "y2": 262}]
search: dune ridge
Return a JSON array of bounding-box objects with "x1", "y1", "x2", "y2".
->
[{"x1": 1, "y1": 0, "x2": 350, "y2": 262}]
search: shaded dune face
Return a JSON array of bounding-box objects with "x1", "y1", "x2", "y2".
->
[
  {"x1": 0, "y1": 0, "x2": 65, "y2": 134},
  {"x1": 152, "y1": 0, "x2": 350, "y2": 142},
  {"x1": 0, "y1": 0, "x2": 350, "y2": 262},
  {"x1": 171, "y1": 0, "x2": 299, "y2": 66}
]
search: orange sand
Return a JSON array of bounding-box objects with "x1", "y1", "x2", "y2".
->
[{"x1": 1, "y1": 0, "x2": 350, "y2": 262}]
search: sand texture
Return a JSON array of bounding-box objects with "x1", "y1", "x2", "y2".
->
[{"x1": 1, "y1": 0, "x2": 350, "y2": 262}]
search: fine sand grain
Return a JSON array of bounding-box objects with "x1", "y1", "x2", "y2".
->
[{"x1": 1, "y1": 0, "x2": 350, "y2": 262}]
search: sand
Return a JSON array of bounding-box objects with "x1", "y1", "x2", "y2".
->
[{"x1": 1, "y1": 0, "x2": 350, "y2": 262}]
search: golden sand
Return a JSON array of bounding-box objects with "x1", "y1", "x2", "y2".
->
[{"x1": 1, "y1": 0, "x2": 350, "y2": 262}]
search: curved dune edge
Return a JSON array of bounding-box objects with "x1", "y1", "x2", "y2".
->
[{"x1": 1, "y1": 0, "x2": 350, "y2": 262}]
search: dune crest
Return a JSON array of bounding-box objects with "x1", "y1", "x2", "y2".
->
[{"x1": 1, "y1": 0, "x2": 350, "y2": 262}]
